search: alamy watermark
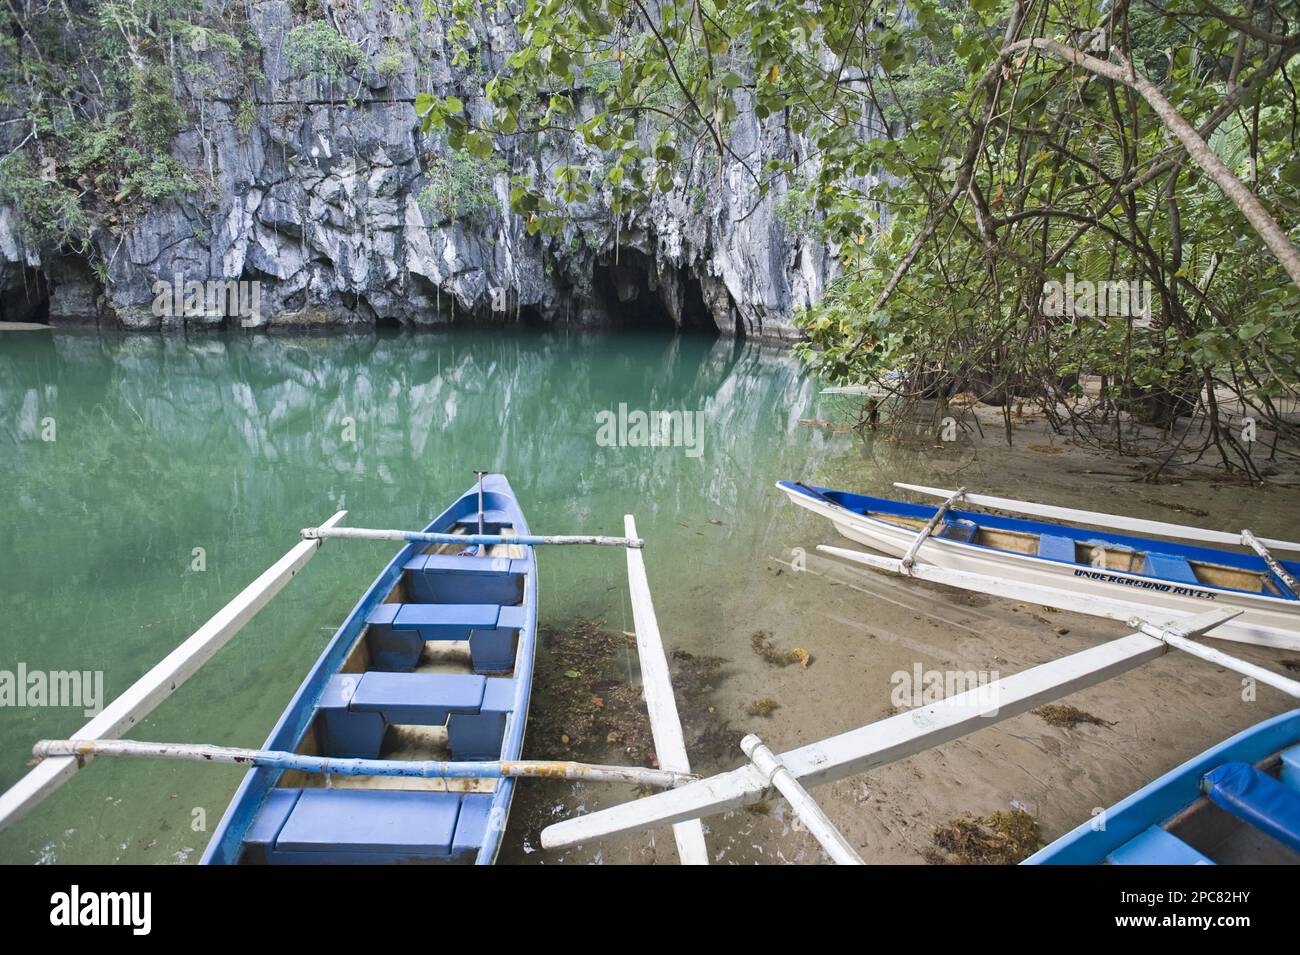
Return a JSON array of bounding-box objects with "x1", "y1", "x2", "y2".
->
[
  {"x1": 890, "y1": 663, "x2": 1002, "y2": 715},
  {"x1": 0, "y1": 664, "x2": 104, "y2": 716},
  {"x1": 152, "y1": 274, "x2": 262, "y2": 327},
  {"x1": 1042, "y1": 273, "x2": 1152, "y2": 326},
  {"x1": 50, "y1": 885, "x2": 151, "y2": 935},
  {"x1": 595, "y1": 403, "x2": 705, "y2": 458}
]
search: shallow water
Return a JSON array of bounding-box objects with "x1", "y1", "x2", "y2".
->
[
  {"x1": 0, "y1": 328, "x2": 854, "y2": 863},
  {"x1": 3, "y1": 328, "x2": 1298, "y2": 866}
]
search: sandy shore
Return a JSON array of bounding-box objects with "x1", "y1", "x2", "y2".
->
[{"x1": 503, "y1": 404, "x2": 1300, "y2": 864}]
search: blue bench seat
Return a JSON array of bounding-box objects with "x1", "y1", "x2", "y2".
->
[
  {"x1": 452, "y1": 793, "x2": 495, "y2": 858},
  {"x1": 403, "y1": 554, "x2": 526, "y2": 605},
  {"x1": 351, "y1": 672, "x2": 486, "y2": 724},
  {"x1": 317, "y1": 672, "x2": 514, "y2": 759},
  {"x1": 243, "y1": 789, "x2": 494, "y2": 864},
  {"x1": 1203, "y1": 762, "x2": 1300, "y2": 853},
  {"x1": 1143, "y1": 553, "x2": 1200, "y2": 585},
  {"x1": 255, "y1": 789, "x2": 462, "y2": 863},
  {"x1": 241, "y1": 788, "x2": 301, "y2": 863},
  {"x1": 454, "y1": 510, "x2": 514, "y2": 531},
  {"x1": 937, "y1": 519, "x2": 978, "y2": 544},
  {"x1": 1105, "y1": 825, "x2": 1214, "y2": 865},
  {"x1": 1038, "y1": 533, "x2": 1077, "y2": 564},
  {"x1": 366, "y1": 603, "x2": 527, "y2": 672}
]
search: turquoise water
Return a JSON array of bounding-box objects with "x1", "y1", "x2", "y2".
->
[{"x1": 0, "y1": 328, "x2": 849, "y2": 863}]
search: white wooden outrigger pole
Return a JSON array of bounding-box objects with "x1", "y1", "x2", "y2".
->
[
  {"x1": 624, "y1": 514, "x2": 709, "y2": 865},
  {"x1": 541, "y1": 610, "x2": 1241, "y2": 850},
  {"x1": 1129, "y1": 613, "x2": 1300, "y2": 698},
  {"x1": 741, "y1": 735, "x2": 863, "y2": 864},
  {"x1": 0, "y1": 510, "x2": 348, "y2": 832}
]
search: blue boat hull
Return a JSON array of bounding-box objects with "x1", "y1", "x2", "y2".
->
[
  {"x1": 1025, "y1": 709, "x2": 1300, "y2": 864},
  {"x1": 201, "y1": 474, "x2": 537, "y2": 865}
]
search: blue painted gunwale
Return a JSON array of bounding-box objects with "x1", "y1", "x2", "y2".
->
[
  {"x1": 779, "y1": 481, "x2": 1300, "y2": 600},
  {"x1": 200, "y1": 474, "x2": 537, "y2": 865},
  {"x1": 1023, "y1": 709, "x2": 1300, "y2": 864}
]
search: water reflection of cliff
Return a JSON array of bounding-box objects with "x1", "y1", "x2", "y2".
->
[{"x1": 0, "y1": 331, "x2": 836, "y2": 547}]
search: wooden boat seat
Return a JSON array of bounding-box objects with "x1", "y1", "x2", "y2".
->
[
  {"x1": 243, "y1": 788, "x2": 476, "y2": 863},
  {"x1": 1142, "y1": 553, "x2": 1200, "y2": 585},
  {"x1": 317, "y1": 672, "x2": 514, "y2": 759},
  {"x1": 403, "y1": 554, "x2": 527, "y2": 605},
  {"x1": 1105, "y1": 825, "x2": 1214, "y2": 865},
  {"x1": 1037, "y1": 533, "x2": 1076, "y2": 564},
  {"x1": 365, "y1": 603, "x2": 527, "y2": 672},
  {"x1": 1202, "y1": 762, "x2": 1300, "y2": 853}
]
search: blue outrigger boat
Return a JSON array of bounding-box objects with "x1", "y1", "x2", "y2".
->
[
  {"x1": 779, "y1": 481, "x2": 1300, "y2": 649},
  {"x1": 1026, "y1": 709, "x2": 1300, "y2": 864},
  {"x1": 202, "y1": 474, "x2": 537, "y2": 865}
]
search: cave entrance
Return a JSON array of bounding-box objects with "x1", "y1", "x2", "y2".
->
[
  {"x1": 517, "y1": 304, "x2": 547, "y2": 327},
  {"x1": 0, "y1": 268, "x2": 50, "y2": 325},
  {"x1": 591, "y1": 248, "x2": 717, "y2": 334}
]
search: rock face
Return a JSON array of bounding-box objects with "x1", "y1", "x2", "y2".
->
[{"x1": 0, "y1": 6, "x2": 851, "y2": 339}]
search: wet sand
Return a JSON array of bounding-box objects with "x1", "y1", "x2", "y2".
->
[{"x1": 502, "y1": 405, "x2": 1300, "y2": 864}]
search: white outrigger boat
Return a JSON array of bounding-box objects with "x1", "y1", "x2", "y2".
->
[{"x1": 777, "y1": 481, "x2": 1300, "y2": 651}]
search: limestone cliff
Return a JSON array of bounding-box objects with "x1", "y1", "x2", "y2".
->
[{"x1": 0, "y1": 5, "x2": 856, "y2": 338}]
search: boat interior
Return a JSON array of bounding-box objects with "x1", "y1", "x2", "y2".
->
[
  {"x1": 783, "y1": 482, "x2": 1298, "y2": 598},
  {"x1": 1107, "y1": 743, "x2": 1300, "y2": 865},
  {"x1": 235, "y1": 490, "x2": 532, "y2": 865},
  {"x1": 867, "y1": 509, "x2": 1290, "y2": 596}
]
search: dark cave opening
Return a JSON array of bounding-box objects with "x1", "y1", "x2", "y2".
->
[
  {"x1": 518, "y1": 304, "x2": 547, "y2": 327},
  {"x1": 0, "y1": 267, "x2": 50, "y2": 324},
  {"x1": 592, "y1": 248, "x2": 717, "y2": 334}
]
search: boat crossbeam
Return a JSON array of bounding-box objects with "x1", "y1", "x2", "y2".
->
[
  {"x1": 741, "y1": 735, "x2": 864, "y2": 865},
  {"x1": 1129, "y1": 611, "x2": 1300, "y2": 699},
  {"x1": 300, "y1": 526, "x2": 644, "y2": 549},
  {"x1": 900, "y1": 485, "x2": 966, "y2": 571},
  {"x1": 31, "y1": 739, "x2": 695, "y2": 788},
  {"x1": 1241, "y1": 528, "x2": 1299, "y2": 597}
]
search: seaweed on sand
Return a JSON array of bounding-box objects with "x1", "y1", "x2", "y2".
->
[
  {"x1": 929, "y1": 809, "x2": 1044, "y2": 865},
  {"x1": 528, "y1": 617, "x2": 738, "y2": 766},
  {"x1": 750, "y1": 630, "x2": 812, "y2": 668},
  {"x1": 1032, "y1": 704, "x2": 1116, "y2": 729}
]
